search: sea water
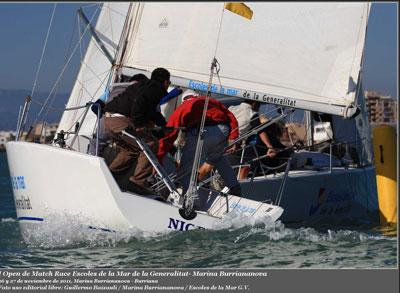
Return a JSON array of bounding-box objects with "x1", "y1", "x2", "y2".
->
[{"x1": 0, "y1": 152, "x2": 397, "y2": 268}]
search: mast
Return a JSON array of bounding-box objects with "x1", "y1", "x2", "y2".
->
[{"x1": 110, "y1": 3, "x2": 135, "y2": 83}]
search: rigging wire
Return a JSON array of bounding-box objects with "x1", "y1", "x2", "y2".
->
[
  {"x1": 42, "y1": 10, "x2": 80, "y2": 124},
  {"x1": 77, "y1": 9, "x2": 84, "y2": 63},
  {"x1": 181, "y1": 3, "x2": 227, "y2": 217},
  {"x1": 30, "y1": 97, "x2": 92, "y2": 112},
  {"x1": 213, "y1": 3, "x2": 226, "y2": 61},
  {"x1": 33, "y1": 4, "x2": 101, "y2": 125},
  {"x1": 19, "y1": 4, "x2": 57, "y2": 138},
  {"x1": 30, "y1": 4, "x2": 57, "y2": 98}
]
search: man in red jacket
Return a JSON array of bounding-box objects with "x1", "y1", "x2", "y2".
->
[{"x1": 157, "y1": 90, "x2": 242, "y2": 201}]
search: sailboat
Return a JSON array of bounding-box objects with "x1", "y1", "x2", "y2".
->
[
  {"x1": 6, "y1": 3, "x2": 287, "y2": 243},
  {"x1": 108, "y1": 3, "x2": 376, "y2": 224},
  {"x1": 6, "y1": 2, "x2": 376, "y2": 243}
]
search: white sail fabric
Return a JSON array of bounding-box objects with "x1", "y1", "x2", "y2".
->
[
  {"x1": 57, "y1": 3, "x2": 131, "y2": 139},
  {"x1": 123, "y1": 3, "x2": 369, "y2": 117}
]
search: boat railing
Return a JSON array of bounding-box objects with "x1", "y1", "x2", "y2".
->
[
  {"x1": 15, "y1": 95, "x2": 32, "y2": 141},
  {"x1": 120, "y1": 130, "x2": 179, "y2": 200},
  {"x1": 52, "y1": 101, "x2": 362, "y2": 179},
  {"x1": 68, "y1": 103, "x2": 93, "y2": 151},
  {"x1": 84, "y1": 102, "x2": 364, "y2": 200},
  {"x1": 227, "y1": 109, "x2": 295, "y2": 147},
  {"x1": 227, "y1": 136, "x2": 366, "y2": 181},
  {"x1": 94, "y1": 103, "x2": 101, "y2": 156}
]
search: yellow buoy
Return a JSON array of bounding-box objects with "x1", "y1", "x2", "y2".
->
[{"x1": 373, "y1": 125, "x2": 397, "y2": 225}]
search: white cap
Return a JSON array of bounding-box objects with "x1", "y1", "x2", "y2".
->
[{"x1": 182, "y1": 89, "x2": 199, "y2": 100}]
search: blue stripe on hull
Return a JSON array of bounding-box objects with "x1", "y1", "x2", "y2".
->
[
  {"x1": 88, "y1": 225, "x2": 117, "y2": 233},
  {"x1": 18, "y1": 217, "x2": 44, "y2": 221},
  {"x1": 17, "y1": 217, "x2": 116, "y2": 233}
]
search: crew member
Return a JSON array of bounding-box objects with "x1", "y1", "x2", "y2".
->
[
  {"x1": 228, "y1": 99, "x2": 261, "y2": 179},
  {"x1": 104, "y1": 68, "x2": 171, "y2": 194},
  {"x1": 157, "y1": 90, "x2": 241, "y2": 202},
  {"x1": 88, "y1": 74, "x2": 148, "y2": 156}
]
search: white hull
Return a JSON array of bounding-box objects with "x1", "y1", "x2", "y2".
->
[
  {"x1": 6, "y1": 142, "x2": 283, "y2": 243},
  {"x1": 240, "y1": 166, "x2": 378, "y2": 224}
]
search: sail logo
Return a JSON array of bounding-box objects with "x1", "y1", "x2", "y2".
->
[
  {"x1": 187, "y1": 79, "x2": 296, "y2": 107},
  {"x1": 188, "y1": 80, "x2": 239, "y2": 96},
  {"x1": 159, "y1": 18, "x2": 168, "y2": 28},
  {"x1": 15, "y1": 195, "x2": 32, "y2": 210},
  {"x1": 11, "y1": 176, "x2": 26, "y2": 190},
  {"x1": 168, "y1": 218, "x2": 205, "y2": 231},
  {"x1": 229, "y1": 202, "x2": 256, "y2": 214}
]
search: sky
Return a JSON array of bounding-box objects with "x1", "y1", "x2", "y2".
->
[{"x1": 0, "y1": 2, "x2": 398, "y2": 99}]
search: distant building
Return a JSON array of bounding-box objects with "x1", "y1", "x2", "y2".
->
[
  {"x1": 365, "y1": 91, "x2": 397, "y2": 125},
  {"x1": 283, "y1": 123, "x2": 306, "y2": 145},
  {"x1": 313, "y1": 122, "x2": 333, "y2": 143},
  {"x1": 0, "y1": 123, "x2": 58, "y2": 150},
  {"x1": 25, "y1": 122, "x2": 58, "y2": 143},
  {"x1": 0, "y1": 131, "x2": 16, "y2": 151}
]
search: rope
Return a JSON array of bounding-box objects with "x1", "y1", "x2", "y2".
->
[
  {"x1": 213, "y1": 4, "x2": 226, "y2": 59},
  {"x1": 214, "y1": 59, "x2": 223, "y2": 92},
  {"x1": 210, "y1": 5, "x2": 225, "y2": 94},
  {"x1": 30, "y1": 97, "x2": 93, "y2": 112}
]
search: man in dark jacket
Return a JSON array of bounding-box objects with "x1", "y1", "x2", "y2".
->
[
  {"x1": 88, "y1": 74, "x2": 149, "y2": 156},
  {"x1": 104, "y1": 68, "x2": 170, "y2": 194}
]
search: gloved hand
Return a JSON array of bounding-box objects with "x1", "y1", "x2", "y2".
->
[
  {"x1": 91, "y1": 99, "x2": 105, "y2": 118},
  {"x1": 159, "y1": 87, "x2": 183, "y2": 105}
]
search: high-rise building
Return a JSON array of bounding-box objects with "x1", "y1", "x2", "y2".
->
[{"x1": 364, "y1": 91, "x2": 397, "y2": 124}]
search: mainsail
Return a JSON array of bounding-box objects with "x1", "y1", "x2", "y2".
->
[
  {"x1": 122, "y1": 3, "x2": 370, "y2": 118},
  {"x1": 56, "y1": 2, "x2": 370, "y2": 142},
  {"x1": 56, "y1": 3, "x2": 131, "y2": 139}
]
